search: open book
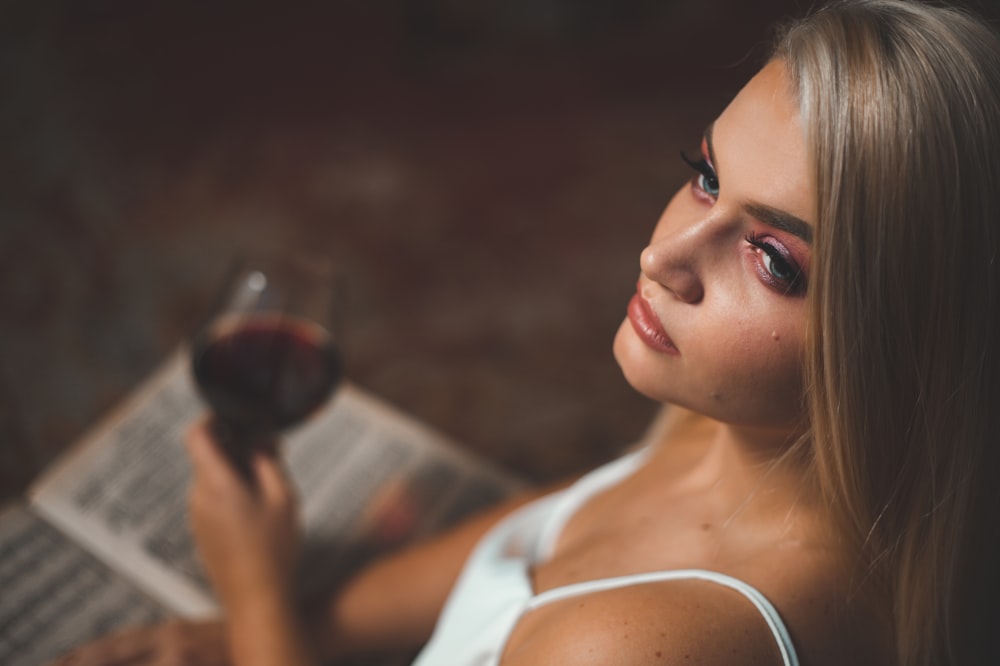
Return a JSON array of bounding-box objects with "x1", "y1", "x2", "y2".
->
[{"x1": 0, "y1": 350, "x2": 525, "y2": 666}]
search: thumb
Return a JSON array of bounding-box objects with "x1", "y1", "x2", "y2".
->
[{"x1": 252, "y1": 452, "x2": 295, "y2": 505}]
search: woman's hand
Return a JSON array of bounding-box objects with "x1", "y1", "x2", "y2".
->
[
  {"x1": 47, "y1": 619, "x2": 228, "y2": 666},
  {"x1": 185, "y1": 421, "x2": 301, "y2": 613}
]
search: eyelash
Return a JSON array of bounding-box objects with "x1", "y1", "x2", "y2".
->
[
  {"x1": 745, "y1": 232, "x2": 806, "y2": 296},
  {"x1": 680, "y1": 151, "x2": 719, "y2": 198}
]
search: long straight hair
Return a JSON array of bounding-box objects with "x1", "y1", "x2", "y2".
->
[{"x1": 775, "y1": 2, "x2": 1000, "y2": 664}]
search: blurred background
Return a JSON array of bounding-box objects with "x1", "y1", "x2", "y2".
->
[{"x1": 0, "y1": 0, "x2": 836, "y2": 500}]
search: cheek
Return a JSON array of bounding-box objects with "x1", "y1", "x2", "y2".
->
[
  {"x1": 718, "y1": 321, "x2": 806, "y2": 423},
  {"x1": 693, "y1": 299, "x2": 806, "y2": 426},
  {"x1": 746, "y1": 331, "x2": 804, "y2": 394}
]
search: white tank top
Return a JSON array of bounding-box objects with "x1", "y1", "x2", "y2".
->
[{"x1": 412, "y1": 447, "x2": 800, "y2": 666}]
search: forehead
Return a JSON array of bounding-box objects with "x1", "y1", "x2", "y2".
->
[{"x1": 712, "y1": 60, "x2": 815, "y2": 226}]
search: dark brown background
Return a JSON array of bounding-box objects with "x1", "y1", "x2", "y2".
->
[{"x1": 0, "y1": 0, "x2": 887, "y2": 500}]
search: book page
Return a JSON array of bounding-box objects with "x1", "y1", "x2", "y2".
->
[
  {"x1": 29, "y1": 349, "x2": 525, "y2": 618},
  {"x1": 29, "y1": 351, "x2": 215, "y2": 617},
  {"x1": 0, "y1": 504, "x2": 167, "y2": 666}
]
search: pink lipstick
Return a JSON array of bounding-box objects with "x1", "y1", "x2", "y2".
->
[{"x1": 627, "y1": 292, "x2": 679, "y2": 355}]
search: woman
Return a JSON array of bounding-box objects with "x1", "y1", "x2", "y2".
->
[{"x1": 58, "y1": 1, "x2": 1000, "y2": 664}]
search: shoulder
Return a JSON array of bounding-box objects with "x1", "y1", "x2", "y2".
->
[
  {"x1": 501, "y1": 563, "x2": 893, "y2": 666},
  {"x1": 501, "y1": 577, "x2": 789, "y2": 666}
]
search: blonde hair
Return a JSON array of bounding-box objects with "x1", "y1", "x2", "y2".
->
[{"x1": 775, "y1": 2, "x2": 1000, "y2": 664}]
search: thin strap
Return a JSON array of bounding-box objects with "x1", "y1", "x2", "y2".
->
[
  {"x1": 525, "y1": 569, "x2": 800, "y2": 666},
  {"x1": 534, "y1": 447, "x2": 652, "y2": 561}
]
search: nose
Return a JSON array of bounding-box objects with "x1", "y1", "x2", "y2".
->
[
  {"x1": 639, "y1": 219, "x2": 712, "y2": 304},
  {"x1": 640, "y1": 244, "x2": 704, "y2": 303}
]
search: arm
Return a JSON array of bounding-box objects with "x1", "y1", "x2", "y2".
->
[
  {"x1": 190, "y1": 421, "x2": 567, "y2": 663},
  {"x1": 311, "y1": 483, "x2": 558, "y2": 659}
]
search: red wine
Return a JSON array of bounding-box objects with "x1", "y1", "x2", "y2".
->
[{"x1": 191, "y1": 316, "x2": 341, "y2": 435}]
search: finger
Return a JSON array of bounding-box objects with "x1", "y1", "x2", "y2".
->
[
  {"x1": 253, "y1": 452, "x2": 293, "y2": 505},
  {"x1": 184, "y1": 419, "x2": 214, "y2": 470},
  {"x1": 185, "y1": 420, "x2": 240, "y2": 490}
]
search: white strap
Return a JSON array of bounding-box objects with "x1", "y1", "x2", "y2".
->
[
  {"x1": 534, "y1": 447, "x2": 652, "y2": 561},
  {"x1": 525, "y1": 568, "x2": 800, "y2": 666}
]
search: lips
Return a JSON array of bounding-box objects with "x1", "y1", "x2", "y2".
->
[{"x1": 627, "y1": 291, "x2": 679, "y2": 355}]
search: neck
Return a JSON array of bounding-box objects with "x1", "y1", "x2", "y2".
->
[
  {"x1": 648, "y1": 412, "x2": 818, "y2": 516},
  {"x1": 722, "y1": 420, "x2": 809, "y2": 469}
]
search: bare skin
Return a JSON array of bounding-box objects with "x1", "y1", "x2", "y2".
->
[
  {"x1": 51, "y1": 60, "x2": 895, "y2": 666},
  {"x1": 500, "y1": 409, "x2": 893, "y2": 664}
]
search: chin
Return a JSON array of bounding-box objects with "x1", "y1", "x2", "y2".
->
[{"x1": 613, "y1": 320, "x2": 674, "y2": 404}]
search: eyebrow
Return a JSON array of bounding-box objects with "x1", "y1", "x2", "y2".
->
[
  {"x1": 744, "y1": 203, "x2": 813, "y2": 244},
  {"x1": 703, "y1": 124, "x2": 814, "y2": 245}
]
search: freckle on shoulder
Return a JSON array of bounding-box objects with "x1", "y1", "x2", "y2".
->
[{"x1": 501, "y1": 579, "x2": 787, "y2": 665}]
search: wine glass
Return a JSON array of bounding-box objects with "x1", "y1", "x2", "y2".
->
[{"x1": 189, "y1": 251, "x2": 345, "y2": 482}]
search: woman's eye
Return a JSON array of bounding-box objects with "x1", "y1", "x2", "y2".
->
[
  {"x1": 745, "y1": 233, "x2": 806, "y2": 296},
  {"x1": 762, "y1": 250, "x2": 796, "y2": 282},
  {"x1": 697, "y1": 173, "x2": 720, "y2": 198},
  {"x1": 681, "y1": 151, "x2": 719, "y2": 198}
]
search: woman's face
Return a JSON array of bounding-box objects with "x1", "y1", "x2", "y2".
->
[{"x1": 614, "y1": 60, "x2": 815, "y2": 432}]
